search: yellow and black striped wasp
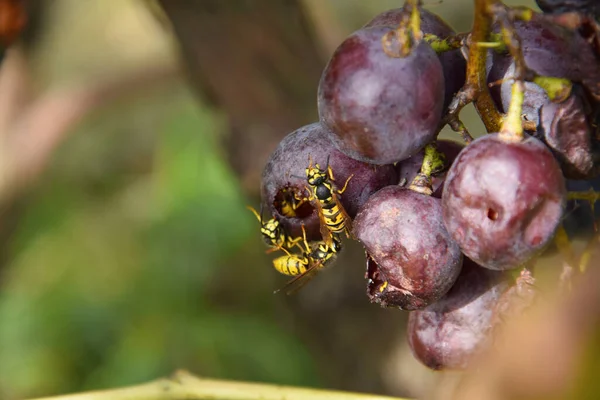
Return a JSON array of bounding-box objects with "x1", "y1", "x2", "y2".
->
[
  {"x1": 247, "y1": 205, "x2": 302, "y2": 253},
  {"x1": 301, "y1": 156, "x2": 355, "y2": 247},
  {"x1": 276, "y1": 187, "x2": 308, "y2": 218},
  {"x1": 273, "y1": 225, "x2": 343, "y2": 295}
]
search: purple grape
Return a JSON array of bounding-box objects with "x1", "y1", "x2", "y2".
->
[
  {"x1": 261, "y1": 122, "x2": 397, "y2": 240},
  {"x1": 490, "y1": 14, "x2": 600, "y2": 106},
  {"x1": 318, "y1": 26, "x2": 444, "y2": 165},
  {"x1": 364, "y1": 7, "x2": 466, "y2": 112},
  {"x1": 442, "y1": 133, "x2": 566, "y2": 270},
  {"x1": 407, "y1": 258, "x2": 510, "y2": 370},
  {"x1": 355, "y1": 185, "x2": 463, "y2": 310}
]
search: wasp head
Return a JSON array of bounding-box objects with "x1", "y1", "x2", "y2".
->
[
  {"x1": 306, "y1": 164, "x2": 327, "y2": 186},
  {"x1": 261, "y1": 218, "x2": 282, "y2": 245}
]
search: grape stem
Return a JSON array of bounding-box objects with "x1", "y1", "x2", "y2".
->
[
  {"x1": 25, "y1": 370, "x2": 410, "y2": 400},
  {"x1": 444, "y1": 0, "x2": 503, "y2": 140},
  {"x1": 382, "y1": 0, "x2": 424, "y2": 57},
  {"x1": 423, "y1": 33, "x2": 466, "y2": 53},
  {"x1": 492, "y1": 3, "x2": 531, "y2": 141},
  {"x1": 408, "y1": 142, "x2": 445, "y2": 195},
  {"x1": 567, "y1": 191, "x2": 600, "y2": 202}
]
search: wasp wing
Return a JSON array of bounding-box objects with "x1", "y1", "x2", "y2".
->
[
  {"x1": 312, "y1": 196, "x2": 334, "y2": 248},
  {"x1": 331, "y1": 192, "x2": 355, "y2": 240},
  {"x1": 274, "y1": 259, "x2": 323, "y2": 296}
]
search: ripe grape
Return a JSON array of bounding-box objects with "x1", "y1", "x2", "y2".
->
[
  {"x1": 261, "y1": 122, "x2": 397, "y2": 240},
  {"x1": 318, "y1": 26, "x2": 444, "y2": 165},
  {"x1": 407, "y1": 258, "x2": 510, "y2": 370},
  {"x1": 364, "y1": 7, "x2": 466, "y2": 112},
  {"x1": 442, "y1": 133, "x2": 566, "y2": 270},
  {"x1": 354, "y1": 186, "x2": 463, "y2": 310}
]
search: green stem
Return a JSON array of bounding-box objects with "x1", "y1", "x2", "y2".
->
[
  {"x1": 423, "y1": 33, "x2": 467, "y2": 53},
  {"x1": 27, "y1": 370, "x2": 410, "y2": 400},
  {"x1": 409, "y1": 143, "x2": 445, "y2": 195},
  {"x1": 500, "y1": 80, "x2": 525, "y2": 140},
  {"x1": 567, "y1": 191, "x2": 600, "y2": 202},
  {"x1": 420, "y1": 143, "x2": 445, "y2": 176}
]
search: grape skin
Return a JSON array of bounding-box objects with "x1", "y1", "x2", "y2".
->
[
  {"x1": 442, "y1": 133, "x2": 566, "y2": 270},
  {"x1": 408, "y1": 259, "x2": 510, "y2": 370},
  {"x1": 355, "y1": 186, "x2": 463, "y2": 310},
  {"x1": 318, "y1": 26, "x2": 444, "y2": 165},
  {"x1": 364, "y1": 7, "x2": 466, "y2": 112}
]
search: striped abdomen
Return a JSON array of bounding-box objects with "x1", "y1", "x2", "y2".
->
[
  {"x1": 272, "y1": 255, "x2": 309, "y2": 276},
  {"x1": 321, "y1": 199, "x2": 348, "y2": 233}
]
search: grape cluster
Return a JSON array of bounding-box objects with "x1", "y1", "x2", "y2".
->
[{"x1": 254, "y1": 2, "x2": 600, "y2": 370}]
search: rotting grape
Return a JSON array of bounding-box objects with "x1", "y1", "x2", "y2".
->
[
  {"x1": 538, "y1": 88, "x2": 600, "y2": 179},
  {"x1": 318, "y1": 26, "x2": 444, "y2": 165},
  {"x1": 364, "y1": 7, "x2": 466, "y2": 112},
  {"x1": 442, "y1": 133, "x2": 566, "y2": 270},
  {"x1": 407, "y1": 258, "x2": 510, "y2": 370},
  {"x1": 355, "y1": 185, "x2": 463, "y2": 310},
  {"x1": 261, "y1": 122, "x2": 397, "y2": 241}
]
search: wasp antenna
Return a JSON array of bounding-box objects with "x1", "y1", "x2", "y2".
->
[
  {"x1": 325, "y1": 154, "x2": 331, "y2": 171},
  {"x1": 259, "y1": 203, "x2": 265, "y2": 223},
  {"x1": 246, "y1": 205, "x2": 261, "y2": 223},
  {"x1": 290, "y1": 174, "x2": 305, "y2": 180}
]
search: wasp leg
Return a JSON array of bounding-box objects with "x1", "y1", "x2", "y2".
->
[
  {"x1": 326, "y1": 165, "x2": 335, "y2": 181},
  {"x1": 305, "y1": 185, "x2": 315, "y2": 201},
  {"x1": 299, "y1": 224, "x2": 312, "y2": 253}
]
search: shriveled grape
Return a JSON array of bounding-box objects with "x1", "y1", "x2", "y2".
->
[
  {"x1": 539, "y1": 89, "x2": 600, "y2": 179},
  {"x1": 355, "y1": 186, "x2": 463, "y2": 310}
]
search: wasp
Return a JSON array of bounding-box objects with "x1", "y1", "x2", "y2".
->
[
  {"x1": 247, "y1": 205, "x2": 301, "y2": 253},
  {"x1": 275, "y1": 187, "x2": 308, "y2": 218},
  {"x1": 273, "y1": 226, "x2": 342, "y2": 295},
  {"x1": 303, "y1": 156, "x2": 354, "y2": 247}
]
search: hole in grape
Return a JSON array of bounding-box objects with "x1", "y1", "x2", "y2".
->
[
  {"x1": 274, "y1": 186, "x2": 314, "y2": 219},
  {"x1": 366, "y1": 254, "x2": 387, "y2": 296},
  {"x1": 487, "y1": 208, "x2": 499, "y2": 221}
]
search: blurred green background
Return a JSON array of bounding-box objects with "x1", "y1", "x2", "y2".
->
[{"x1": 0, "y1": 0, "x2": 546, "y2": 399}]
